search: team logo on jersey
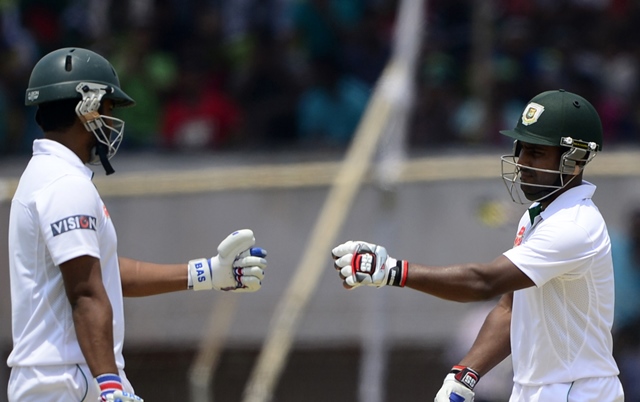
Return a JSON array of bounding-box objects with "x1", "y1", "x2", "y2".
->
[
  {"x1": 51, "y1": 215, "x2": 97, "y2": 236},
  {"x1": 521, "y1": 102, "x2": 544, "y2": 126},
  {"x1": 514, "y1": 226, "x2": 526, "y2": 246}
]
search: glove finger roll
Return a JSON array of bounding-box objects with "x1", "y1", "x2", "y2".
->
[
  {"x1": 238, "y1": 266, "x2": 265, "y2": 281},
  {"x1": 234, "y1": 256, "x2": 267, "y2": 268},
  {"x1": 344, "y1": 275, "x2": 361, "y2": 288},
  {"x1": 239, "y1": 276, "x2": 262, "y2": 292},
  {"x1": 331, "y1": 241, "x2": 357, "y2": 259},
  {"x1": 340, "y1": 265, "x2": 354, "y2": 279},
  {"x1": 335, "y1": 253, "x2": 354, "y2": 269}
]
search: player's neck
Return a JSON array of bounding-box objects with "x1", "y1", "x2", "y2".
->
[{"x1": 44, "y1": 124, "x2": 94, "y2": 164}]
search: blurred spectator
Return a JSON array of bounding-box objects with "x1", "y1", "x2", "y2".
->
[
  {"x1": 3, "y1": 1, "x2": 640, "y2": 154},
  {"x1": 296, "y1": 57, "x2": 369, "y2": 147},
  {"x1": 111, "y1": 26, "x2": 177, "y2": 149},
  {"x1": 0, "y1": 77, "x2": 10, "y2": 154},
  {"x1": 234, "y1": 30, "x2": 300, "y2": 149},
  {"x1": 338, "y1": 4, "x2": 392, "y2": 87},
  {"x1": 290, "y1": 0, "x2": 365, "y2": 60},
  {"x1": 161, "y1": 55, "x2": 241, "y2": 151}
]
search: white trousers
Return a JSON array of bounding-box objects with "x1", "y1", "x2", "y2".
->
[
  {"x1": 509, "y1": 376, "x2": 624, "y2": 402},
  {"x1": 8, "y1": 364, "x2": 134, "y2": 402}
]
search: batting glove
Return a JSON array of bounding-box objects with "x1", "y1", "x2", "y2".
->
[
  {"x1": 434, "y1": 366, "x2": 480, "y2": 402},
  {"x1": 331, "y1": 241, "x2": 407, "y2": 288},
  {"x1": 188, "y1": 229, "x2": 267, "y2": 292},
  {"x1": 96, "y1": 374, "x2": 144, "y2": 402}
]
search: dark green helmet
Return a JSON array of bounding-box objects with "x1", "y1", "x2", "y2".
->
[
  {"x1": 500, "y1": 89, "x2": 602, "y2": 151},
  {"x1": 25, "y1": 47, "x2": 135, "y2": 107},
  {"x1": 500, "y1": 89, "x2": 602, "y2": 204}
]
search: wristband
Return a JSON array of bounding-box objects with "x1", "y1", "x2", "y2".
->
[
  {"x1": 386, "y1": 259, "x2": 408, "y2": 287},
  {"x1": 96, "y1": 373, "x2": 123, "y2": 398},
  {"x1": 188, "y1": 258, "x2": 212, "y2": 291},
  {"x1": 450, "y1": 365, "x2": 480, "y2": 390}
]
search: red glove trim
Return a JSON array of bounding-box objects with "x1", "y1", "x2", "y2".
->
[
  {"x1": 399, "y1": 260, "x2": 408, "y2": 287},
  {"x1": 450, "y1": 365, "x2": 480, "y2": 391}
]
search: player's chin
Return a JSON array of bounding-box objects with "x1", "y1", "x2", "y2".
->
[{"x1": 520, "y1": 184, "x2": 549, "y2": 201}]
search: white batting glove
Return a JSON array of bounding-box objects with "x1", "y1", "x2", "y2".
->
[
  {"x1": 188, "y1": 229, "x2": 267, "y2": 292},
  {"x1": 231, "y1": 247, "x2": 267, "y2": 292},
  {"x1": 97, "y1": 374, "x2": 143, "y2": 402},
  {"x1": 434, "y1": 366, "x2": 479, "y2": 402},
  {"x1": 103, "y1": 390, "x2": 144, "y2": 402},
  {"x1": 331, "y1": 241, "x2": 407, "y2": 288}
]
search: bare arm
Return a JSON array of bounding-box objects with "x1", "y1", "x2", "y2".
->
[
  {"x1": 405, "y1": 255, "x2": 534, "y2": 302},
  {"x1": 118, "y1": 257, "x2": 188, "y2": 297},
  {"x1": 458, "y1": 293, "x2": 513, "y2": 376},
  {"x1": 60, "y1": 255, "x2": 118, "y2": 377}
]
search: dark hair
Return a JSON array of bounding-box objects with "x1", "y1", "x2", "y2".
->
[{"x1": 35, "y1": 99, "x2": 80, "y2": 132}]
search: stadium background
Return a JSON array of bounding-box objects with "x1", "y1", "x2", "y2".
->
[{"x1": 1, "y1": 1, "x2": 640, "y2": 401}]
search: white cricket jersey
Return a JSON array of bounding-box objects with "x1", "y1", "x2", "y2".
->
[
  {"x1": 7, "y1": 139, "x2": 125, "y2": 369},
  {"x1": 503, "y1": 181, "x2": 619, "y2": 386}
]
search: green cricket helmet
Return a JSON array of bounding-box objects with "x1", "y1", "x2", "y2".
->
[
  {"x1": 26, "y1": 48, "x2": 136, "y2": 175},
  {"x1": 499, "y1": 89, "x2": 602, "y2": 204},
  {"x1": 25, "y1": 47, "x2": 134, "y2": 107}
]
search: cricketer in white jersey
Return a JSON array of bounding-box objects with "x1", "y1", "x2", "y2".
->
[
  {"x1": 330, "y1": 89, "x2": 624, "y2": 402},
  {"x1": 504, "y1": 182, "x2": 622, "y2": 400},
  {"x1": 8, "y1": 139, "x2": 129, "y2": 400},
  {"x1": 8, "y1": 46, "x2": 268, "y2": 402}
]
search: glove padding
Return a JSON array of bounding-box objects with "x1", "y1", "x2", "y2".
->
[
  {"x1": 102, "y1": 390, "x2": 144, "y2": 402},
  {"x1": 189, "y1": 229, "x2": 267, "y2": 292},
  {"x1": 231, "y1": 247, "x2": 267, "y2": 292},
  {"x1": 434, "y1": 366, "x2": 480, "y2": 402},
  {"x1": 331, "y1": 241, "x2": 405, "y2": 288},
  {"x1": 96, "y1": 373, "x2": 143, "y2": 402}
]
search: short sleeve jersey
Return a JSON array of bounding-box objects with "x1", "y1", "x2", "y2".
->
[
  {"x1": 7, "y1": 139, "x2": 125, "y2": 369},
  {"x1": 503, "y1": 182, "x2": 619, "y2": 385}
]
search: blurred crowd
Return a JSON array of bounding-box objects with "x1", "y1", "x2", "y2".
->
[{"x1": 0, "y1": 0, "x2": 639, "y2": 157}]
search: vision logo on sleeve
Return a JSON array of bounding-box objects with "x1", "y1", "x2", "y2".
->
[{"x1": 51, "y1": 215, "x2": 97, "y2": 236}]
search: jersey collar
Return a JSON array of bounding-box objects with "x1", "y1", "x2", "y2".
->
[
  {"x1": 534, "y1": 181, "x2": 596, "y2": 222},
  {"x1": 32, "y1": 139, "x2": 94, "y2": 180}
]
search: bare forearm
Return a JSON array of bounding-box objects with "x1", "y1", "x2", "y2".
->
[
  {"x1": 459, "y1": 294, "x2": 512, "y2": 376},
  {"x1": 405, "y1": 263, "x2": 498, "y2": 302},
  {"x1": 72, "y1": 296, "x2": 118, "y2": 377},
  {"x1": 403, "y1": 255, "x2": 533, "y2": 302},
  {"x1": 119, "y1": 257, "x2": 188, "y2": 297}
]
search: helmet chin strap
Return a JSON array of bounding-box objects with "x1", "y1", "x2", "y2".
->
[{"x1": 95, "y1": 143, "x2": 115, "y2": 175}]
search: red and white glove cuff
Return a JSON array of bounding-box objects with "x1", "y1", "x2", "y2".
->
[
  {"x1": 450, "y1": 365, "x2": 480, "y2": 390},
  {"x1": 386, "y1": 259, "x2": 408, "y2": 287},
  {"x1": 96, "y1": 373, "x2": 123, "y2": 399}
]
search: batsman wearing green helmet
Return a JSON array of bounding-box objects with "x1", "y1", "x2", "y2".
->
[
  {"x1": 331, "y1": 89, "x2": 624, "y2": 401},
  {"x1": 25, "y1": 47, "x2": 135, "y2": 175},
  {"x1": 7, "y1": 48, "x2": 268, "y2": 402}
]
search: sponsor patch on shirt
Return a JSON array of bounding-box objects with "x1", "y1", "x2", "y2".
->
[
  {"x1": 514, "y1": 226, "x2": 526, "y2": 246},
  {"x1": 51, "y1": 215, "x2": 97, "y2": 236}
]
